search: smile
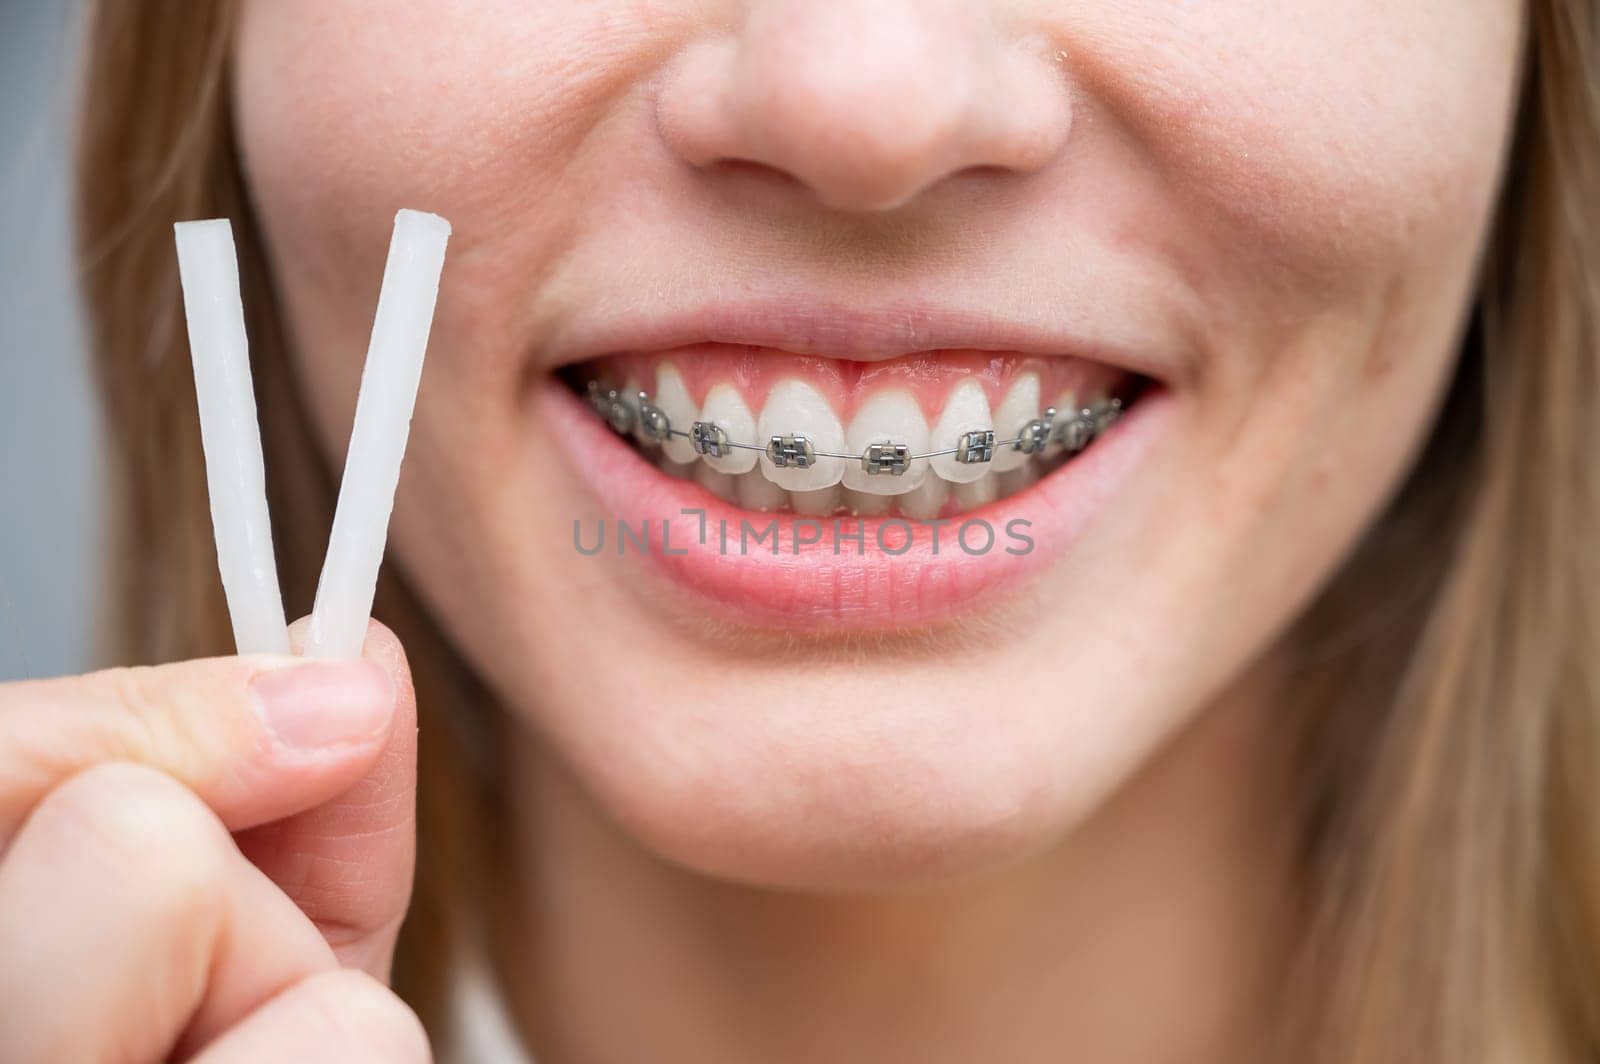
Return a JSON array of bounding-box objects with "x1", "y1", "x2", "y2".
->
[
  {"x1": 564, "y1": 347, "x2": 1143, "y2": 519},
  {"x1": 543, "y1": 340, "x2": 1167, "y2": 630}
]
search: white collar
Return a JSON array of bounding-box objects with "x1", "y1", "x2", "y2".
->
[{"x1": 445, "y1": 951, "x2": 536, "y2": 1064}]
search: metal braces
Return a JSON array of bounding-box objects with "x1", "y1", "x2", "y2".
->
[{"x1": 585, "y1": 381, "x2": 1123, "y2": 476}]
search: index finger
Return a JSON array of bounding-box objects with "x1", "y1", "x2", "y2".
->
[{"x1": 0, "y1": 643, "x2": 399, "y2": 853}]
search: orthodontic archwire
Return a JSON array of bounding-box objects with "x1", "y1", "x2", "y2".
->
[{"x1": 585, "y1": 380, "x2": 1124, "y2": 477}]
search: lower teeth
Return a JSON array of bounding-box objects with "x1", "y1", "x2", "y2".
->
[{"x1": 583, "y1": 380, "x2": 1123, "y2": 518}]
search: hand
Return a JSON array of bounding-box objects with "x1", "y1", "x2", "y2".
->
[{"x1": 0, "y1": 620, "x2": 428, "y2": 1063}]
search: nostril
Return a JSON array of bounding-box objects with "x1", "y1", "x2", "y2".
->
[
  {"x1": 959, "y1": 164, "x2": 1013, "y2": 179},
  {"x1": 710, "y1": 157, "x2": 806, "y2": 191},
  {"x1": 950, "y1": 163, "x2": 1019, "y2": 186}
]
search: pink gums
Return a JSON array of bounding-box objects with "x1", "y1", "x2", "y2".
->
[{"x1": 588, "y1": 345, "x2": 1127, "y2": 419}]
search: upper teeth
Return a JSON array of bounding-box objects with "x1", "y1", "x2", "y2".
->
[
  {"x1": 758, "y1": 379, "x2": 847, "y2": 492},
  {"x1": 585, "y1": 375, "x2": 1122, "y2": 495},
  {"x1": 843, "y1": 389, "x2": 929, "y2": 495},
  {"x1": 930, "y1": 380, "x2": 994, "y2": 484}
]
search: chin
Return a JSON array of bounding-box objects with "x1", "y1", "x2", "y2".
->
[{"x1": 533, "y1": 667, "x2": 1134, "y2": 893}]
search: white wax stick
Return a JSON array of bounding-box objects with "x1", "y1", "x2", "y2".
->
[
  {"x1": 306, "y1": 209, "x2": 451, "y2": 659},
  {"x1": 174, "y1": 219, "x2": 291, "y2": 656}
]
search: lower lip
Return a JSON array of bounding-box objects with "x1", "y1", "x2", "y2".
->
[{"x1": 541, "y1": 378, "x2": 1170, "y2": 630}]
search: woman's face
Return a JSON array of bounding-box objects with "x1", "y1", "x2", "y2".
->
[{"x1": 235, "y1": 2, "x2": 1523, "y2": 887}]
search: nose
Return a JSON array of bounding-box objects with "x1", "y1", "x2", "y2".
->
[{"x1": 656, "y1": 0, "x2": 1073, "y2": 212}]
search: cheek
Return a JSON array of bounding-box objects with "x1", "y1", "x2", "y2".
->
[
  {"x1": 1050, "y1": 3, "x2": 1522, "y2": 694},
  {"x1": 1052, "y1": 1, "x2": 1522, "y2": 303},
  {"x1": 233, "y1": 0, "x2": 670, "y2": 216},
  {"x1": 1105, "y1": 1, "x2": 1522, "y2": 513},
  {"x1": 231, "y1": 0, "x2": 688, "y2": 407}
]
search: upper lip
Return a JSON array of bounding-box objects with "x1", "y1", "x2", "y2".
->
[{"x1": 541, "y1": 294, "x2": 1176, "y2": 384}]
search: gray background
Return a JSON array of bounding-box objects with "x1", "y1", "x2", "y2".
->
[{"x1": 1, "y1": 0, "x2": 103, "y2": 681}]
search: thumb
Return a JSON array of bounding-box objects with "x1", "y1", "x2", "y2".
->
[{"x1": 234, "y1": 618, "x2": 418, "y2": 981}]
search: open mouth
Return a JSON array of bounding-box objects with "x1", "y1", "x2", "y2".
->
[
  {"x1": 543, "y1": 341, "x2": 1164, "y2": 628},
  {"x1": 560, "y1": 345, "x2": 1149, "y2": 520}
]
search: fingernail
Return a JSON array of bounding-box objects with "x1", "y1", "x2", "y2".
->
[{"x1": 250, "y1": 660, "x2": 395, "y2": 750}]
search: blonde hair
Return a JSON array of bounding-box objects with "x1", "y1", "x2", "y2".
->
[{"x1": 73, "y1": 2, "x2": 1600, "y2": 1059}]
